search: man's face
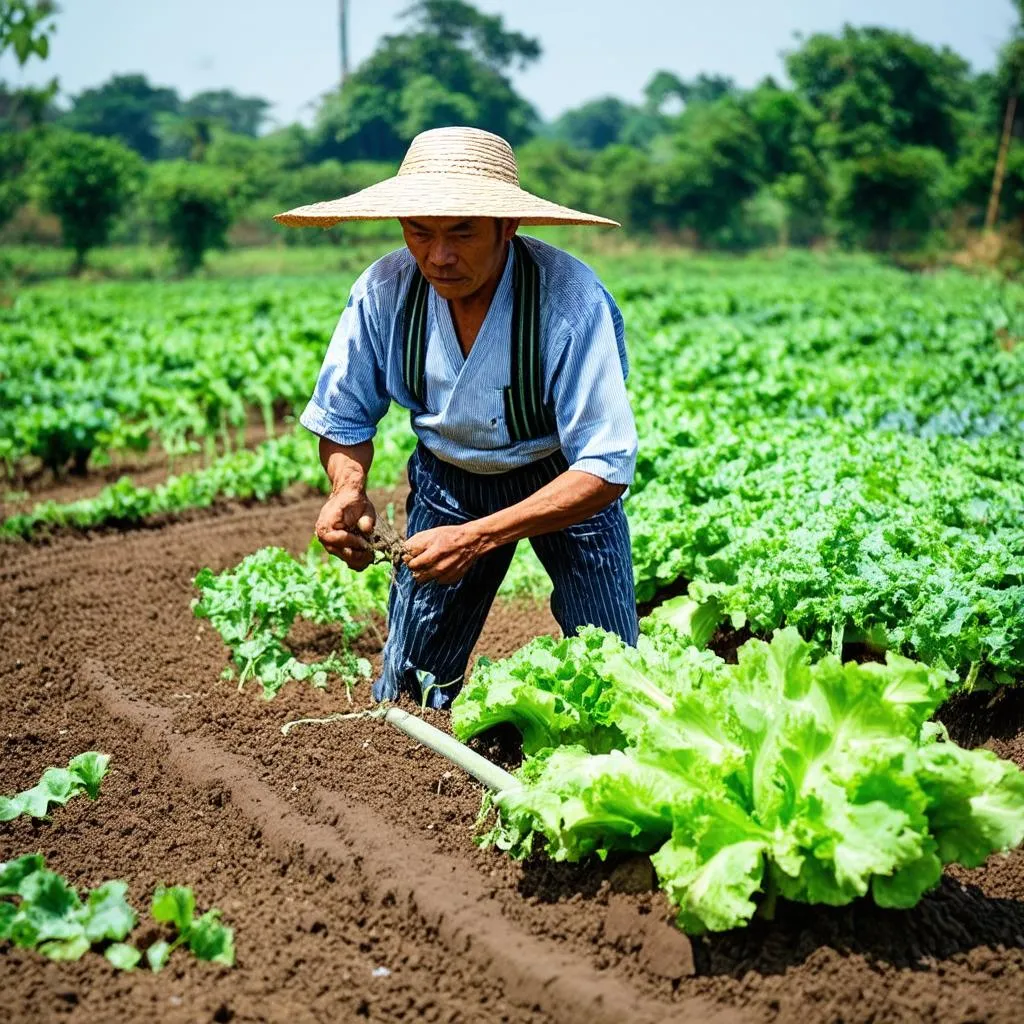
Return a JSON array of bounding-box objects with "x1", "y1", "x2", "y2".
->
[{"x1": 400, "y1": 217, "x2": 519, "y2": 300}]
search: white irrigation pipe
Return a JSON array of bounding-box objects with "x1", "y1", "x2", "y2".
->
[
  {"x1": 282, "y1": 706, "x2": 518, "y2": 793},
  {"x1": 382, "y1": 707, "x2": 518, "y2": 793}
]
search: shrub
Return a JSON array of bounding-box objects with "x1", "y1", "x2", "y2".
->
[
  {"x1": 33, "y1": 130, "x2": 143, "y2": 272},
  {"x1": 833, "y1": 147, "x2": 950, "y2": 250},
  {"x1": 0, "y1": 131, "x2": 34, "y2": 229},
  {"x1": 147, "y1": 161, "x2": 239, "y2": 273}
]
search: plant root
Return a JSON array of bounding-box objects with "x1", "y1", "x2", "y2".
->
[
  {"x1": 281, "y1": 706, "x2": 390, "y2": 736},
  {"x1": 368, "y1": 517, "x2": 406, "y2": 569}
]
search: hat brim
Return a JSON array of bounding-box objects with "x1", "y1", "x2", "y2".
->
[{"x1": 273, "y1": 172, "x2": 619, "y2": 228}]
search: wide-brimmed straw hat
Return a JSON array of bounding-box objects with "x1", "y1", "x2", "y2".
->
[{"x1": 274, "y1": 126, "x2": 619, "y2": 228}]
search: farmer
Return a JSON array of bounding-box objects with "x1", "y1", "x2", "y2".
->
[{"x1": 275, "y1": 126, "x2": 638, "y2": 709}]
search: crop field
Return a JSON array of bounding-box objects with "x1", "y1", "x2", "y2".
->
[{"x1": 3, "y1": 249, "x2": 1024, "y2": 1024}]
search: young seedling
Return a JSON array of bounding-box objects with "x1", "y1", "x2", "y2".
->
[
  {"x1": 0, "y1": 752, "x2": 111, "y2": 822},
  {"x1": 147, "y1": 885, "x2": 235, "y2": 971},
  {"x1": 192, "y1": 542, "x2": 388, "y2": 699},
  {"x1": 0, "y1": 856, "x2": 235, "y2": 972},
  {"x1": 0, "y1": 855, "x2": 137, "y2": 963}
]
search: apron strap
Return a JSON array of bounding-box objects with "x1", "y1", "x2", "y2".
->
[
  {"x1": 504, "y1": 235, "x2": 557, "y2": 442},
  {"x1": 401, "y1": 267, "x2": 430, "y2": 407},
  {"x1": 401, "y1": 236, "x2": 557, "y2": 441}
]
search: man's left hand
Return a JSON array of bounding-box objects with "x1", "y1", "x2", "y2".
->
[{"x1": 403, "y1": 524, "x2": 489, "y2": 586}]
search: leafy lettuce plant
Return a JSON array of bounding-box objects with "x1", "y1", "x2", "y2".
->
[
  {"x1": 454, "y1": 629, "x2": 628, "y2": 757},
  {"x1": 643, "y1": 592, "x2": 729, "y2": 652},
  {"x1": 452, "y1": 627, "x2": 1024, "y2": 934},
  {"x1": 0, "y1": 753, "x2": 110, "y2": 822},
  {"x1": 192, "y1": 541, "x2": 390, "y2": 698}
]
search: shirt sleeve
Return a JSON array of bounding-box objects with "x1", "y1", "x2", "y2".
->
[
  {"x1": 299, "y1": 278, "x2": 391, "y2": 446},
  {"x1": 548, "y1": 295, "x2": 638, "y2": 486}
]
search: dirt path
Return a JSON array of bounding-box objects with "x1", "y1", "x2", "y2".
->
[{"x1": 2, "y1": 498, "x2": 1024, "y2": 1023}]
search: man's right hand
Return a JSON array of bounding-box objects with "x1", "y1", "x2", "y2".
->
[{"x1": 315, "y1": 489, "x2": 377, "y2": 571}]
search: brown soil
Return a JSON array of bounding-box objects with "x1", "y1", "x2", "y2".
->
[
  {"x1": 2, "y1": 496, "x2": 1024, "y2": 1023},
  {"x1": 938, "y1": 686, "x2": 1024, "y2": 765}
]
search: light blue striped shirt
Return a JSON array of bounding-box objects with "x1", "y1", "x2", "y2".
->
[{"x1": 300, "y1": 235, "x2": 638, "y2": 485}]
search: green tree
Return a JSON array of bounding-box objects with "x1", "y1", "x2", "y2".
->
[
  {"x1": 765, "y1": 162, "x2": 832, "y2": 246},
  {"x1": 0, "y1": 78, "x2": 57, "y2": 130},
  {"x1": 657, "y1": 98, "x2": 766, "y2": 243},
  {"x1": 62, "y1": 74, "x2": 180, "y2": 159},
  {"x1": 592, "y1": 144, "x2": 658, "y2": 231},
  {"x1": 786, "y1": 26, "x2": 973, "y2": 160},
  {"x1": 743, "y1": 78, "x2": 830, "y2": 243},
  {"x1": 0, "y1": 2, "x2": 50, "y2": 220},
  {"x1": 410, "y1": 0, "x2": 540, "y2": 69},
  {"x1": 147, "y1": 161, "x2": 239, "y2": 273},
  {"x1": 681, "y1": 73, "x2": 737, "y2": 106},
  {"x1": 974, "y1": 2, "x2": 1024, "y2": 141},
  {"x1": 311, "y1": 0, "x2": 540, "y2": 161},
  {"x1": 154, "y1": 109, "x2": 213, "y2": 162},
  {"x1": 833, "y1": 147, "x2": 950, "y2": 250},
  {"x1": 199, "y1": 131, "x2": 389, "y2": 217},
  {"x1": 955, "y1": 135, "x2": 1024, "y2": 224},
  {"x1": 398, "y1": 73, "x2": 477, "y2": 139},
  {"x1": 155, "y1": 89, "x2": 271, "y2": 161},
  {"x1": 743, "y1": 78, "x2": 819, "y2": 179},
  {"x1": 979, "y1": 0, "x2": 1024, "y2": 228},
  {"x1": 643, "y1": 70, "x2": 688, "y2": 115},
  {"x1": 203, "y1": 130, "x2": 286, "y2": 203},
  {"x1": 182, "y1": 89, "x2": 270, "y2": 137},
  {"x1": 0, "y1": 0, "x2": 59, "y2": 130},
  {"x1": 0, "y1": 130, "x2": 33, "y2": 227},
  {"x1": 516, "y1": 138, "x2": 597, "y2": 215},
  {"x1": 313, "y1": 81, "x2": 403, "y2": 161},
  {"x1": 264, "y1": 158, "x2": 395, "y2": 245},
  {"x1": 0, "y1": 0, "x2": 56, "y2": 63},
  {"x1": 551, "y1": 97, "x2": 636, "y2": 151},
  {"x1": 34, "y1": 130, "x2": 143, "y2": 272},
  {"x1": 643, "y1": 70, "x2": 736, "y2": 115},
  {"x1": 258, "y1": 123, "x2": 310, "y2": 167}
]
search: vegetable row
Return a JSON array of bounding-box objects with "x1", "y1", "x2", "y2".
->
[
  {"x1": 450, "y1": 604, "x2": 1024, "y2": 934},
  {"x1": 7, "y1": 253, "x2": 1024, "y2": 681}
]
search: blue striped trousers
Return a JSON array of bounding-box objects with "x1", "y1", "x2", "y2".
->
[{"x1": 372, "y1": 443, "x2": 638, "y2": 709}]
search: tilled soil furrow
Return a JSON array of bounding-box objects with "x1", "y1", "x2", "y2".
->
[
  {"x1": 85, "y1": 659, "x2": 737, "y2": 1024},
  {"x1": 1, "y1": 493, "x2": 328, "y2": 578},
  {"x1": 1, "y1": 673, "x2": 543, "y2": 1024}
]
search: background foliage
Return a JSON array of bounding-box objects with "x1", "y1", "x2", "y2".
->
[{"x1": 2, "y1": 0, "x2": 1024, "y2": 268}]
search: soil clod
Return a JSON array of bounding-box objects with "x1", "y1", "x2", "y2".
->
[{"x1": 368, "y1": 517, "x2": 405, "y2": 568}]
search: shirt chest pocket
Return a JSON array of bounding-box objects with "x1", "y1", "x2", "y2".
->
[{"x1": 439, "y1": 386, "x2": 511, "y2": 451}]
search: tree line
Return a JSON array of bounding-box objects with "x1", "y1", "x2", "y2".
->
[{"x1": 2, "y1": 0, "x2": 1023, "y2": 271}]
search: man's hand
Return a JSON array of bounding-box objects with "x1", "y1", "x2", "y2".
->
[
  {"x1": 403, "y1": 523, "x2": 489, "y2": 585},
  {"x1": 316, "y1": 489, "x2": 377, "y2": 571}
]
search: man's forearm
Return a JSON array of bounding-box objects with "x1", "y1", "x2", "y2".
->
[
  {"x1": 319, "y1": 437, "x2": 374, "y2": 495},
  {"x1": 474, "y1": 470, "x2": 625, "y2": 552}
]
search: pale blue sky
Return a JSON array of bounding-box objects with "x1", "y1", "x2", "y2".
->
[{"x1": 0, "y1": 0, "x2": 1015, "y2": 125}]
